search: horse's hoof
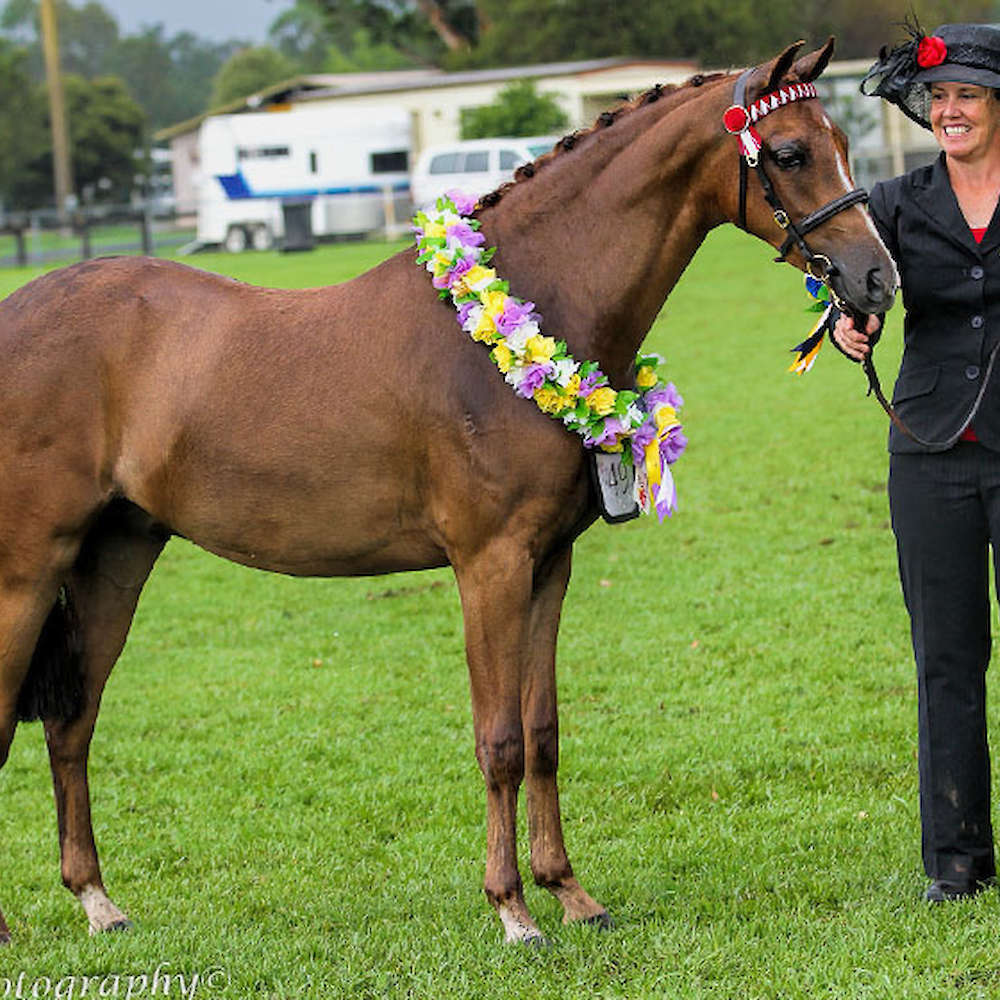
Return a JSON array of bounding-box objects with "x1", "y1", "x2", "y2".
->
[
  {"x1": 583, "y1": 910, "x2": 614, "y2": 931},
  {"x1": 522, "y1": 931, "x2": 552, "y2": 950},
  {"x1": 0, "y1": 932, "x2": 10, "y2": 946},
  {"x1": 94, "y1": 919, "x2": 133, "y2": 935}
]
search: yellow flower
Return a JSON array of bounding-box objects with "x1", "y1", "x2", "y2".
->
[
  {"x1": 533, "y1": 386, "x2": 564, "y2": 414},
  {"x1": 599, "y1": 441, "x2": 624, "y2": 453},
  {"x1": 561, "y1": 373, "x2": 581, "y2": 399},
  {"x1": 525, "y1": 335, "x2": 557, "y2": 363},
  {"x1": 482, "y1": 289, "x2": 509, "y2": 321},
  {"x1": 492, "y1": 342, "x2": 513, "y2": 373},
  {"x1": 585, "y1": 386, "x2": 617, "y2": 417},
  {"x1": 423, "y1": 222, "x2": 446, "y2": 239},
  {"x1": 464, "y1": 265, "x2": 497, "y2": 290},
  {"x1": 472, "y1": 311, "x2": 499, "y2": 344},
  {"x1": 636, "y1": 365, "x2": 658, "y2": 389}
]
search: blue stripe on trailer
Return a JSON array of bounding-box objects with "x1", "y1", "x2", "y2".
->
[{"x1": 215, "y1": 171, "x2": 410, "y2": 201}]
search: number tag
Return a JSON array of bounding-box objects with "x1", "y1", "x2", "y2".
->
[{"x1": 589, "y1": 452, "x2": 640, "y2": 524}]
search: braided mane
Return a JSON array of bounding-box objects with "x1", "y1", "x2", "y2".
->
[{"x1": 477, "y1": 71, "x2": 729, "y2": 209}]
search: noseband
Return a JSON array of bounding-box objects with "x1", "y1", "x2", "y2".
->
[{"x1": 724, "y1": 68, "x2": 868, "y2": 287}]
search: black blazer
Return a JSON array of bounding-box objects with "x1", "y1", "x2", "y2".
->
[{"x1": 871, "y1": 153, "x2": 1000, "y2": 454}]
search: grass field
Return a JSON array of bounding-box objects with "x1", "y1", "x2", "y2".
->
[{"x1": 1, "y1": 230, "x2": 997, "y2": 999}]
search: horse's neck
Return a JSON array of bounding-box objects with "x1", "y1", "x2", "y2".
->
[{"x1": 481, "y1": 81, "x2": 733, "y2": 385}]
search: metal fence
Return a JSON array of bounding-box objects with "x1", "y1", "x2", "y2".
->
[{"x1": 0, "y1": 204, "x2": 196, "y2": 269}]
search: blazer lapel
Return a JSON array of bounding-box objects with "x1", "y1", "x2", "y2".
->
[{"x1": 910, "y1": 153, "x2": 984, "y2": 257}]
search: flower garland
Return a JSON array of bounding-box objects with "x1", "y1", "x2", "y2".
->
[{"x1": 413, "y1": 190, "x2": 687, "y2": 520}]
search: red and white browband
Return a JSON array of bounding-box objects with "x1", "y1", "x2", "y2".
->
[{"x1": 722, "y1": 82, "x2": 818, "y2": 163}]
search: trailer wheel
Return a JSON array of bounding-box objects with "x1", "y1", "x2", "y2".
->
[
  {"x1": 250, "y1": 225, "x2": 273, "y2": 251},
  {"x1": 224, "y1": 225, "x2": 249, "y2": 253}
]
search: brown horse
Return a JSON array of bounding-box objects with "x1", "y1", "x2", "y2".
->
[{"x1": 0, "y1": 39, "x2": 894, "y2": 946}]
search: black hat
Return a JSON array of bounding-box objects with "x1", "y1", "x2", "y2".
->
[{"x1": 861, "y1": 22, "x2": 1000, "y2": 130}]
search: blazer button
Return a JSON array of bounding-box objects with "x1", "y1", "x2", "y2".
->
[
  {"x1": 967, "y1": 365, "x2": 981, "y2": 379},
  {"x1": 971, "y1": 265, "x2": 985, "y2": 279},
  {"x1": 972, "y1": 315, "x2": 985, "y2": 328}
]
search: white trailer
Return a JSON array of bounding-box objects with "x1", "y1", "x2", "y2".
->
[{"x1": 194, "y1": 103, "x2": 413, "y2": 251}]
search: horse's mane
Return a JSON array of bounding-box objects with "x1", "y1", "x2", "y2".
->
[{"x1": 477, "y1": 71, "x2": 730, "y2": 210}]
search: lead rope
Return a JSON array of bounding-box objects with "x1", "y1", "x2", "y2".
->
[{"x1": 861, "y1": 335, "x2": 1000, "y2": 450}]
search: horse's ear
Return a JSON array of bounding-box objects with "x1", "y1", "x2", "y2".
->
[
  {"x1": 793, "y1": 36, "x2": 836, "y2": 83},
  {"x1": 749, "y1": 41, "x2": 804, "y2": 100}
]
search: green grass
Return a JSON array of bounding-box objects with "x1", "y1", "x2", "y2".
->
[{"x1": 0, "y1": 230, "x2": 994, "y2": 999}]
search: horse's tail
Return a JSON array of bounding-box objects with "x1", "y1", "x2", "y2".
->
[{"x1": 15, "y1": 587, "x2": 85, "y2": 723}]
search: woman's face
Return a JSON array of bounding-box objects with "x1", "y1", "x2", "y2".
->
[{"x1": 930, "y1": 81, "x2": 1000, "y2": 162}]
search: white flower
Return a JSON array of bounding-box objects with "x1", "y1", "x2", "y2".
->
[
  {"x1": 504, "y1": 320, "x2": 540, "y2": 354},
  {"x1": 504, "y1": 366, "x2": 527, "y2": 391},
  {"x1": 552, "y1": 357, "x2": 579, "y2": 387},
  {"x1": 462, "y1": 305, "x2": 483, "y2": 334}
]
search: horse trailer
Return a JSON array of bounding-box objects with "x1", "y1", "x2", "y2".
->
[{"x1": 194, "y1": 103, "x2": 413, "y2": 251}]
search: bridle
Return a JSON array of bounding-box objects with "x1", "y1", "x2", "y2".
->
[
  {"x1": 723, "y1": 68, "x2": 964, "y2": 447},
  {"x1": 723, "y1": 67, "x2": 868, "y2": 293}
]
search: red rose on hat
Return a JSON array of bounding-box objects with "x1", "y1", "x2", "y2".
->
[{"x1": 917, "y1": 35, "x2": 947, "y2": 68}]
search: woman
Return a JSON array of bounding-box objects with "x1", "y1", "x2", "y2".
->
[{"x1": 835, "y1": 23, "x2": 1000, "y2": 902}]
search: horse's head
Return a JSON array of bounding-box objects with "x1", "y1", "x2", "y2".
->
[{"x1": 723, "y1": 39, "x2": 897, "y2": 316}]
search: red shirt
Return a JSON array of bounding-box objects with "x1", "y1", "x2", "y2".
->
[{"x1": 960, "y1": 226, "x2": 988, "y2": 442}]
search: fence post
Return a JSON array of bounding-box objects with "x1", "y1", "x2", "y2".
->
[
  {"x1": 13, "y1": 226, "x2": 26, "y2": 267},
  {"x1": 75, "y1": 212, "x2": 91, "y2": 260},
  {"x1": 140, "y1": 202, "x2": 153, "y2": 256}
]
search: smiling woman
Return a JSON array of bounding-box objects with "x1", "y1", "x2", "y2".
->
[{"x1": 835, "y1": 22, "x2": 1000, "y2": 904}]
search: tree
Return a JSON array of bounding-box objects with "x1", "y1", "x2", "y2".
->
[
  {"x1": 461, "y1": 79, "x2": 568, "y2": 139},
  {"x1": 0, "y1": 68, "x2": 145, "y2": 208},
  {"x1": 0, "y1": 36, "x2": 48, "y2": 209},
  {"x1": 209, "y1": 45, "x2": 298, "y2": 108},
  {"x1": 61, "y1": 73, "x2": 145, "y2": 202}
]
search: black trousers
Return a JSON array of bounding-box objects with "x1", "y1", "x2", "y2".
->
[{"x1": 889, "y1": 442, "x2": 1000, "y2": 884}]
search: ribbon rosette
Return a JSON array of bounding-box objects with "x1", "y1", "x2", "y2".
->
[{"x1": 413, "y1": 190, "x2": 687, "y2": 520}]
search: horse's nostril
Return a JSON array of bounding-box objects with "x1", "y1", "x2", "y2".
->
[{"x1": 867, "y1": 267, "x2": 888, "y2": 297}]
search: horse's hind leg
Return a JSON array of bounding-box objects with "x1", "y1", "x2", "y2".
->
[
  {"x1": 0, "y1": 575, "x2": 74, "y2": 944},
  {"x1": 523, "y1": 546, "x2": 609, "y2": 927},
  {"x1": 42, "y1": 503, "x2": 165, "y2": 934}
]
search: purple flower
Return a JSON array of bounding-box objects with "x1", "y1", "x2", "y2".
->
[
  {"x1": 630, "y1": 418, "x2": 658, "y2": 464},
  {"x1": 584, "y1": 416, "x2": 627, "y2": 449},
  {"x1": 457, "y1": 301, "x2": 477, "y2": 326},
  {"x1": 644, "y1": 382, "x2": 683, "y2": 410},
  {"x1": 515, "y1": 363, "x2": 549, "y2": 398},
  {"x1": 496, "y1": 299, "x2": 536, "y2": 336},
  {"x1": 446, "y1": 189, "x2": 478, "y2": 215},
  {"x1": 660, "y1": 427, "x2": 687, "y2": 465},
  {"x1": 578, "y1": 371, "x2": 606, "y2": 397},
  {"x1": 446, "y1": 221, "x2": 485, "y2": 249}
]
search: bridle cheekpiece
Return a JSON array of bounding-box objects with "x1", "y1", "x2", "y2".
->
[{"x1": 724, "y1": 68, "x2": 868, "y2": 288}]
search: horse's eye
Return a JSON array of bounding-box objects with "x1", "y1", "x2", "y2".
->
[{"x1": 771, "y1": 145, "x2": 806, "y2": 170}]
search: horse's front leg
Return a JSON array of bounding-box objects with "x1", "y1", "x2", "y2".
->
[
  {"x1": 523, "y1": 546, "x2": 609, "y2": 927},
  {"x1": 455, "y1": 540, "x2": 544, "y2": 944}
]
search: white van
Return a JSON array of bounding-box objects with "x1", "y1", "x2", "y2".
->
[{"x1": 410, "y1": 136, "x2": 559, "y2": 209}]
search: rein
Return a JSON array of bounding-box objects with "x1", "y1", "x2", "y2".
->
[
  {"x1": 862, "y1": 341, "x2": 1000, "y2": 450},
  {"x1": 724, "y1": 68, "x2": 869, "y2": 284}
]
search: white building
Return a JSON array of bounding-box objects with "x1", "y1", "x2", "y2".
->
[{"x1": 156, "y1": 58, "x2": 697, "y2": 245}]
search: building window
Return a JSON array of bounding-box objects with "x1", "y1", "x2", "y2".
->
[
  {"x1": 371, "y1": 150, "x2": 408, "y2": 173},
  {"x1": 309, "y1": 151, "x2": 318, "y2": 174}
]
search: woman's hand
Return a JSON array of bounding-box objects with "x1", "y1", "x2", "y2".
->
[{"x1": 831, "y1": 312, "x2": 882, "y2": 361}]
